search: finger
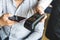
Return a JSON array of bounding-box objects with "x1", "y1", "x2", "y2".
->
[
  {"x1": 6, "y1": 20, "x2": 16, "y2": 26},
  {"x1": 7, "y1": 19, "x2": 16, "y2": 23},
  {"x1": 37, "y1": 6, "x2": 44, "y2": 15},
  {"x1": 8, "y1": 13, "x2": 13, "y2": 17},
  {"x1": 4, "y1": 13, "x2": 13, "y2": 17},
  {"x1": 41, "y1": 14, "x2": 47, "y2": 22}
]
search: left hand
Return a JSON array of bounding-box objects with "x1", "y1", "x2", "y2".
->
[
  {"x1": 36, "y1": 6, "x2": 44, "y2": 14},
  {"x1": 41, "y1": 14, "x2": 47, "y2": 22},
  {"x1": 34, "y1": 6, "x2": 47, "y2": 22}
]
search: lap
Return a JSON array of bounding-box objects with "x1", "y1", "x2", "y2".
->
[{"x1": 9, "y1": 20, "x2": 31, "y2": 40}]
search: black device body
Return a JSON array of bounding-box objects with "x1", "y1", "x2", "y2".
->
[
  {"x1": 8, "y1": 15, "x2": 25, "y2": 22},
  {"x1": 24, "y1": 12, "x2": 45, "y2": 31}
]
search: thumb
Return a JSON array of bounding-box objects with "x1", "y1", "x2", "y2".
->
[{"x1": 41, "y1": 14, "x2": 47, "y2": 22}]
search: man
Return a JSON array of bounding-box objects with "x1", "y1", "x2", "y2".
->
[
  {"x1": 0, "y1": 0, "x2": 51, "y2": 40},
  {"x1": 45, "y1": 0, "x2": 60, "y2": 40}
]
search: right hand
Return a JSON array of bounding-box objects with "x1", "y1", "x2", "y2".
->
[{"x1": 0, "y1": 13, "x2": 17, "y2": 26}]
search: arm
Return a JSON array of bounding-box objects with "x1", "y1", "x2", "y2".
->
[
  {"x1": 37, "y1": 0, "x2": 53, "y2": 14},
  {"x1": 25, "y1": 22, "x2": 44, "y2": 40},
  {"x1": 38, "y1": 0, "x2": 53, "y2": 10},
  {"x1": 25, "y1": 0, "x2": 52, "y2": 40},
  {"x1": 0, "y1": 0, "x2": 7, "y2": 27},
  {"x1": 0, "y1": 0, "x2": 17, "y2": 26}
]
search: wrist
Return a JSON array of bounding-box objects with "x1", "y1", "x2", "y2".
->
[{"x1": 37, "y1": 6, "x2": 44, "y2": 15}]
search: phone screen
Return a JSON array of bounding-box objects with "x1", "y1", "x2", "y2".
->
[{"x1": 8, "y1": 15, "x2": 25, "y2": 22}]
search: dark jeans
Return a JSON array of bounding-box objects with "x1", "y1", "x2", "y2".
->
[
  {"x1": 0, "y1": 37, "x2": 2, "y2": 40},
  {"x1": 46, "y1": 6, "x2": 60, "y2": 40},
  {"x1": 4, "y1": 37, "x2": 9, "y2": 40},
  {"x1": 45, "y1": 7, "x2": 52, "y2": 13}
]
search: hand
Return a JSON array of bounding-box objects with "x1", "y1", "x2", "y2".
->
[
  {"x1": 34, "y1": 6, "x2": 47, "y2": 22},
  {"x1": 0, "y1": 18, "x2": 8, "y2": 26},
  {"x1": 35, "y1": 6, "x2": 44, "y2": 15},
  {"x1": 37, "y1": 8, "x2": 47, "y2": 22},
  {"x1": 41, "y1": 14, "x2": 47, "y2": 22},
  {"x1": 34, "y1": 6, "x2": 44, "y2": 16},
  {"x1": 37, "y1": 5, "x2": 47, "y2": 22},
  {"x1": 0, "y1": 13, "x2": 17, "y2": 26}
]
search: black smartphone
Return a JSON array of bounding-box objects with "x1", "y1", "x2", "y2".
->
[
  {"x1": 24, "y1": 12, "x2": 45, "y2": 31},
  {"x1": 8, "y1": 15, "x2": 25, "y2": 22}
]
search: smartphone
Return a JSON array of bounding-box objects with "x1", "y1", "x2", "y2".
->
[{"x1": 8, "y1": 15, "x2": 25, "y2": 22}]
